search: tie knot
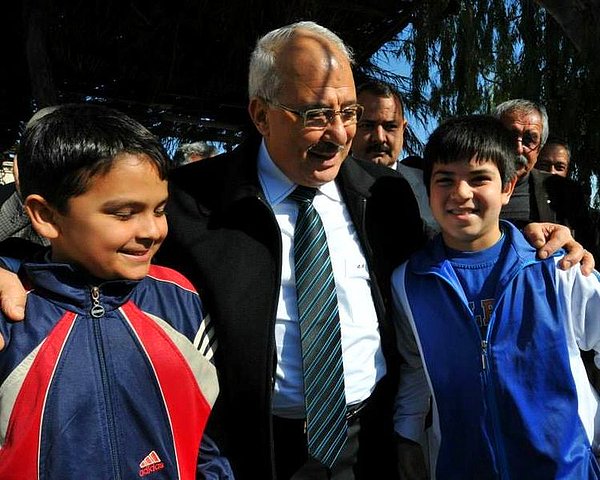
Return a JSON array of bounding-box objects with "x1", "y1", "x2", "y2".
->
[{"x1": 289, "y1": 186, "x2": 317, "y2": 205}]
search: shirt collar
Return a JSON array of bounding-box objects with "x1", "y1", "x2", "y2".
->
[{"x1": 257, "y1": 139, "x2": 341, "y2": 206}]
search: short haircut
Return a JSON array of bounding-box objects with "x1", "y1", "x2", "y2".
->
[
  {"x1": 173, "y1": 141, "x2": 218, "y2": 166},
  {"x1": 248, "y1": 21, "x2": 354, "y2": 102},
  {"x1": 357, "y1": 79, "x2": 405, "y2": 118},
  {"x1": 542, "y1": 137, "x2": 571, "y2": 160},
  {"x1": 19, "y1": 103, "x2": 169, "y2": 213},
  {"x1": 423, "y1": 114, "x2": 517, "y2": 193},
  {"x1": 493, "y1": 99, "x2": 549, "y2": 148}
]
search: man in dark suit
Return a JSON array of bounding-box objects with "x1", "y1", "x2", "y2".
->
[
  {"x1": 159, "y1": 21, "x2": 425, "y2": 479},
  {"x1": 495, "y1": 99, "x2": 597, "y2": 257}
]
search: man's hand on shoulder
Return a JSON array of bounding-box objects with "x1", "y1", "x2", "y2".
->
[
  {"x1": 0, "y1": 268, "x2": 27, "y2": 350},
  {"x1": 523, "y1": 222, "x2": 595, "y2": 275}
]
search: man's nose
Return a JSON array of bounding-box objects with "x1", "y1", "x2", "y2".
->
[
  {"x1": 374, "y1": 125, "x2": 386, "y2": 143},
  {"x1": 516, "y1": 138, "x2": 525, "y2": 155},
  {"x1": 324, "y1": 114, "x2": 350, "y2": 145}
]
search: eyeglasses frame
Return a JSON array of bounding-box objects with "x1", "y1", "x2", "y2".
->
[{"x1": 266, "y1": 100, "x2": 364, "y2": 128}]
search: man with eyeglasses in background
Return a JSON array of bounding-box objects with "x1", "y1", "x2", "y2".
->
[
  {"x1": 494, "y1": 98, "x2": 549, "y2": 227},
  {"x1": 495, "y1": 99, "x2": 594, "y2": 240}
]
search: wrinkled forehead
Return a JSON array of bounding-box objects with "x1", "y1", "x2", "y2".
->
[
  {"x1": 359, "y1": 93, "x2": 404, "y2": 122},
  {"x1": 541, "y1": 144, "x2": 570, "y2": 159},
  {"x1": 276, "y1": 33, "x2": 354, "y2": 96},
  {"x1": 501, "y1": 109, "x2": 543, "y2": 133}
]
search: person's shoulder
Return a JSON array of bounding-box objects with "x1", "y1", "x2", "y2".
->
[
  {"x1": 169, "y1": 148, "x2": 232, "y2": 190},
  {"x1": 0, "y1": 182, "x2": 16, "y2": 204},
  {"x1": 144, "y1": 264, "x2": 198, "y2": 294},
  {"x1": 168, "y1": 134, "x2": 261, "y2": 202},
  {"x1": 344, "y1": 155, "x2": 399, "y2": 179},
  {"x1": 534, "y1": 169, "x2": 590, "y2": 208},
  {"x1": 400, "y1": 155, "x2": 424, "y2": 170}
]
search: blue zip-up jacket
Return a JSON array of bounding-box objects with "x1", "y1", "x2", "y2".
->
[
  {"x1": 392, "y1": 222, "x2": 600, "y2": 479},
  {"x1": 0, "y1": 261, "x2": 222, "y2": 480}
]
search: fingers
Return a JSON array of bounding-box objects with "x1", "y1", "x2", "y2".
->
[
  {"x1": 523, "y1": 222, "x2": 570, "y2": 259},
  {"x1": 0, "y1": 268, "x2": 25, "y2": 351},
  {"x1": 556, "y1": 241, "x2": 584, "y2": 271},
  {"x1": 536, "y1": 225, "x2": 571, "y2": 260},
  {"x1": 523, "y1": 222, "x2": 595, "y2": 275},
  {"x1": 580, "y1": 249, "x2": 596, "y2": 276},
  {"x1": 522, "y1": 223, "x2": 547, "y2": 251},
  {"x1": 0, "y1": 269, "x2": 27, "y2": 322}
]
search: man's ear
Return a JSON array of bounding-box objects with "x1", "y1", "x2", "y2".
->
[
  {"x1": 24, "y1": 194, "x2": 61, "y2": 239},
  {"x1": 501, "y1": 176, "x2": 518, "y2": 205},
  {"x1": 248, "y1": 97, "x2": 270, "y2": 137}
]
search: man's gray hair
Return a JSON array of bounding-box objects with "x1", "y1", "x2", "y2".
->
[
  {"x1": 493, "y1": 99, "x2": 549, "y2": 148},
  {"x1": 248, "y1": 21, "x2": 354, "y2": 102},
  {"x1": 26, "y1": 105, "x2": 64, "y2": 130},
  {"x1": 174, "y1": 141, "x2": 218, "y2": 166}
]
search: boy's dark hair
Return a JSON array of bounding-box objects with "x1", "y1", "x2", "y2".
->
[
  {"x1": 423, "y1": 114, "x2": 517, "y2": 193},
  {"x1": 19, "y1": 103, "x2": 169, "y2": 213}
]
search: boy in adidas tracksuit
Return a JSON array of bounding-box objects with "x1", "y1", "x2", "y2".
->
[
  {"x1": 392, "y1": 115, "x2": 600, "y2": 479},
  {"x1": 0, "y1": 104, "x2": 233, "y2": 479}
]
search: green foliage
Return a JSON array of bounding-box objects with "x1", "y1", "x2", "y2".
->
[{"x1": 391, "y1": 0, "x2": 600, "y2": 206}]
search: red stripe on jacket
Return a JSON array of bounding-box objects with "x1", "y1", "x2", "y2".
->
[
  {"x1": 0, "y1": 311, "x2": 77, "y2": 480},
  {"x1": 122, "y1": 302, "x2": 211, "y2": 480}
]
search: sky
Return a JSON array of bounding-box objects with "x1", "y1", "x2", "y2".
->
[{"x1": 371, "y1": 38, "x2": 437, "y2": 149}]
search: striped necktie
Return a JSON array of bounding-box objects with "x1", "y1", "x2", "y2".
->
[{"x1": 289, "y1": 185, "x2": 348, "y2": 469}]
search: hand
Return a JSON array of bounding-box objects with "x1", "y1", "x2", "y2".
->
[
  {"x1": 523, "y1": 223, "x2": 595, "y2": 276},
  {"x1": 0, "y1": 268, "x2": 27, "y2": 350}
]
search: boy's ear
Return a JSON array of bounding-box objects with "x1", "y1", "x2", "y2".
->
[
  {"x1": 24, "y1": 194, "x2": 61, "y2": 239},
  {"x1": 248, "y1": 97, "x2": 270, "y2": 137},
  {"x1": 501, "y1": 176, "x2": 518, "y2": 205}
]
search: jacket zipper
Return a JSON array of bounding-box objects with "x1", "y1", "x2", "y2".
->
[
  {"x1": 90, "y1": 286, "x2": 122, "y2": 480},
  {"x1": 480, "y1": 323, "x2": 510, "y2": 479}
]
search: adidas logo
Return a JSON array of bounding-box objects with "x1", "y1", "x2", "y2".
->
[{"x1": 138, "y1": 450, "x2": 165, "y2": 477}]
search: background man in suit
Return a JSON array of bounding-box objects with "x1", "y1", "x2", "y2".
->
[
  {"x1": 495, "y1": 99, "x2": 597, "y2": 255},
  {"x1": 351, "y1": 79, "x2": 438, "y2": 237},
  {"x1": 536, "y1": 139, "x2": 571, "y2": 177}
]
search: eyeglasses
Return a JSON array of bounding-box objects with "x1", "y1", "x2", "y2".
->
[
  {"x1": 268, "y1": 101, "x2": 364, "y2": 128},
  {"x1": 515, "y1": 131, "x2": 541, "y2": 151}
]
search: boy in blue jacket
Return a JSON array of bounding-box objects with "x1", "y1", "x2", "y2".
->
[
  {"x1": 392, "y1": 114, "x2": 600, "y2": 479},
  {"x1": 0, "y1": 104, "x2": 232, "y2": 479}
]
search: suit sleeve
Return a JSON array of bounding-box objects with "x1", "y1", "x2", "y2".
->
[{"x1": 391, "y1": 263, "x2": 431, "y2": 442}]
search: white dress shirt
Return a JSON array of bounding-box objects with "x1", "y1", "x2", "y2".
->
[{"x1": 257, "y1": 141, "x2": 385, "y2": 418}]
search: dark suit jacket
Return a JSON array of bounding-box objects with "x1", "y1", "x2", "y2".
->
[
  {"x1": 502, "y1": 169, "x2": 598, "y2": 258},
  {"x1": 158, "y1": 134, "x2": 426, "y2": 479}
]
